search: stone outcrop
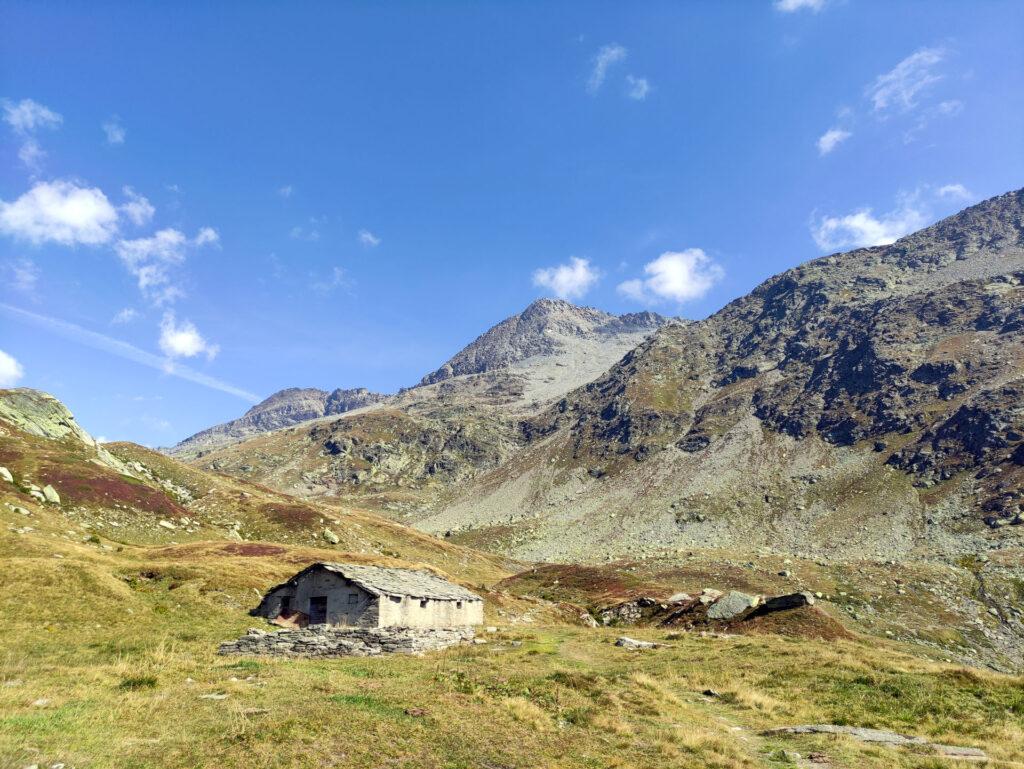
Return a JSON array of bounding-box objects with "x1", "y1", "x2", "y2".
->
[
  {"x1": 764, "y1": 725, "x2": 987, "y2": 760},
  {"x1": 218, "y1": 625, "x2": 475, "y2": 657}
]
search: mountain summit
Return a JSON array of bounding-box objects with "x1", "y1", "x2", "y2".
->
[{"x1": 420, "y1": 299, "x2": 667, "y2": 385}]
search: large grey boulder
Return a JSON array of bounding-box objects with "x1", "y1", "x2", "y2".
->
[
  {"x1": 0, "y1": 467, "x2": 12, "y2": 483},
  {"x1": 42, "y1": 484, "x2": 60, "y2": 504},
  {"x1": 707, "y1": 591, "x2": 760, "y2": 620},
  {"x1": 760, "y1": 592, "x2": 814, "y2": 613}
]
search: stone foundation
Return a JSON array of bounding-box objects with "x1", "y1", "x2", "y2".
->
[{"x1": 218, "y1": 625, "x2": 475, "y2": 657}]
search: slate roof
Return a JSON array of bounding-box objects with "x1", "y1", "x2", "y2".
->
[{"x1": 276, "y1": 562, "x2": 482, "y2": 602}]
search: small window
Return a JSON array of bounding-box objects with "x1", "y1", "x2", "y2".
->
[
  {"x1": 456, "y1": 601, "x2": 463, "y2": 609},
  {"x1": 390, "y1": 595, "x2": 402, "y2": 603},
  {"x1": 420, "y1": 600, "x2": 428, "y2": 608},
  {"x1": 348, "y1": 594, "x2": 358, "y2": 604}
]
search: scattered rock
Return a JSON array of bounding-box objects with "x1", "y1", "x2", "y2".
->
[
  {"x1": 41, "y1": 484, "x2": 60, "y2": 504},
  {"x1": 322, "y1": 528, "x2": 340, "y2": 544},
  {"x1": 198, "y1": 693, "x2": 229, "y2": 700},
  {"x1": 701, "y1": 688, "x2": 721, "y2": 698},
  {"x1": 615, "y1": 636, "x2": 660, "y2": 649},
  {"x1": 699, "y1": 588, "x2": 723, "y2": 605},
  {"x1": 578, "y1": 612, "x2": 599, "y2": 628},
  {"x1": 667, "y1": 592, "x2": 692, "y2": 603},
  {"x1": 158, "y1": 520, "x2": 176, "y2": 530},
  {"x1": 0, "y1": 466, "x2": 12, "y2": 483}
]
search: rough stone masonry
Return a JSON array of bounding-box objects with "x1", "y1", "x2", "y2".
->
[{"x1": 218, "y1": 625, "x2": 475, "y2": 657}]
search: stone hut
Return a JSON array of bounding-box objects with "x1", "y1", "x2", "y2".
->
[{"x1": 252, "y1": 562, "x2": 484, "y2": 629}]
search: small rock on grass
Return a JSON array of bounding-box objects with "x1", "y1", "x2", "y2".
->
[{"x1": 615, "y1": 636, "x2": 659, "y2": 649}]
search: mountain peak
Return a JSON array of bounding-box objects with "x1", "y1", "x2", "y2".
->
[{"x1": 419, "y1": 299, "x2": 667, "y2": 386}]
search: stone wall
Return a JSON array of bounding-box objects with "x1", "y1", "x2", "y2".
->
[{"x1": 218, "y1": 625, "x2": 475, "y2": 657}]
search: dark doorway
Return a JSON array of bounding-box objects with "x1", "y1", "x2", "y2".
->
[{"x1": 309, "y1": 596, "x2": 328, "y2": 624}]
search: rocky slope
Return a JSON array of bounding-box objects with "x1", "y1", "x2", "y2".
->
[
  {"x1": 422, "y1": 189, "x2": 1024, "y2": 562},
  {"x1": 172, "y1": 386, "x2": 388, "y2": 456},
  {"x1": 184, "y1": 300, "x2": 669, "y2": 500}
]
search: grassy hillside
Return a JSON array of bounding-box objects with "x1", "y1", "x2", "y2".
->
[{"x1": 2, "y1": 390, "x2": 1023, "y2": 767}]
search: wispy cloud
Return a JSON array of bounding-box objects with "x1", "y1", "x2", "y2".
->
[
  {"x1": 6, "y1": 257, "x2": 39, "y2": 297},
  {"x1": 358, "y1": 229, "x2": 381, "y2": 247},
  {"x1": 278, "y1": 185, "x2": 294, "y2": 198},
  {"x1": 617, "y1": 249, "x2": 723, "y2": 305},
  {"x1": 625, "y1": 75, "x2": 651, "y2": 101},
  {"x1": 588, "y1": 44, "x2": 627, "y2": 94},
  {"x1": 533, "y1": 256, "x2": 600, "y2": 300},
  {"x1": 310, "y1": 266, "x2": 352, "y2": 296},
  {"x1": 102, "y1": 116, "x2": 125, "y2": 145},
  {"x1": 2, "y1": 98, "x2": 62, "y2": 172},
  {"x1": 817, "y1": 127, "x2": 851, "y2": 156},
  {"x1": 0, "y1": 303, "x2": 258, "y2": 402},
  {"x1": 0, "y1": 180, "x2": 119, "y2": 246},
  {"x1": 120, "y1": 186, "x2": 155, "y2": 226},
  {"x1": 0, "y1": 348, "x2": 24, "y2": 386},
  {"x1": 111, "y1": 307, "x2": 139, "y2": 325},
  {"x1": 115, "y1": 227, "x2": 218, "y2": 305},
  {"x1": 774, "y1": 0, "x2": 826, "y2": 12},
  {"x1": 867, "y1": 47, "x2": 946, "y2": 116}
]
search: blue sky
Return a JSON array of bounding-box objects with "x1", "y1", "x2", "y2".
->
[{"x1": 1, "y1": 1, "x2": 1022, "y2": 446}]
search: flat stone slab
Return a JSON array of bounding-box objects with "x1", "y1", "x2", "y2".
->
[
  {"x1": 707, "y1": 590, "x2": 759, "y2": 620},
  {"x1": 765, "y1": 724, "x2": 987, "y2": 761}
]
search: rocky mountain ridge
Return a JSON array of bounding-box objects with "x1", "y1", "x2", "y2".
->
[{"x1": 173, "y1": 386, "x2": 388, "y2": 455}]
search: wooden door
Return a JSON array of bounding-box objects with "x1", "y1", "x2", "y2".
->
[{"x1": 309, "y1": 596, "x2": 328, "y2": 624}]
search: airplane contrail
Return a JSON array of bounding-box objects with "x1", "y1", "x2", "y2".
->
[{"x1": 1, "y1": 303, "x2": 261, "y2": 404}]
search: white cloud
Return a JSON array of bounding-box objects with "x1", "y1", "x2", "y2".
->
[
  {"x1": 0, "y1": 348, "x2": 24, "y2": 386},
  {"x1": 937, "y1": 183, "x2": 972, "y2": 201},
  {"x1": 817, "y1": 127, "x2": 851, "y2": 156},
  {"x1": 867, "y1": 47, "x2": 945, "y2": 115},
  {"x1": 120, "y1": 186, "x2": 155, "y2": 226},
  {"x1": 588, "y1": 44, "x2": 627, "y2": 93},
  {"x1": 6, "y1": 258, "x2": 39, "y2": 296},
  {"x1": 625, "y1": 75, "x2": 651, "y2": 101},
  {"x1": 617, "y1": 249, "x2": 723, "y2": 305},
  {"x1": 532, "y1": 257, "x2": 600, "y2": 300},
  {"x1": 358, "y1": 229, "x2": 381, "y2": 247},
  {"x1": 774, "y1": 0, "x2": 826, "y2": 11},
  {"x1": 812, "y1": 192, "x2": 929, "y2": 251},
  {"x1": 1, "y1": 303, "x2": 258, "y2": 402},
  {"x1": 102, "y1": 117, "x2": 126, "y2": 145},
  {"x1": 194, "y1": 226, "x2": 219, "y2": 246},
  {"x1": 278, "y1": 185, "x2": 294, "y2": 198},
  {"x1": 111, "y1": 307, "x2": 139, "y2": 325},
  {"x1": 115, "y1": 227, "x2": 217, "y2": 304},
  {"x1": 0, "y1": 180, "x2": 119, "y2": 246},
  {"x1": 2, "y1": 98, "x2": 61, "y2": 134},
  {"x1": 159, "y1": 312, "x2": 219, "y2": 360}
]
